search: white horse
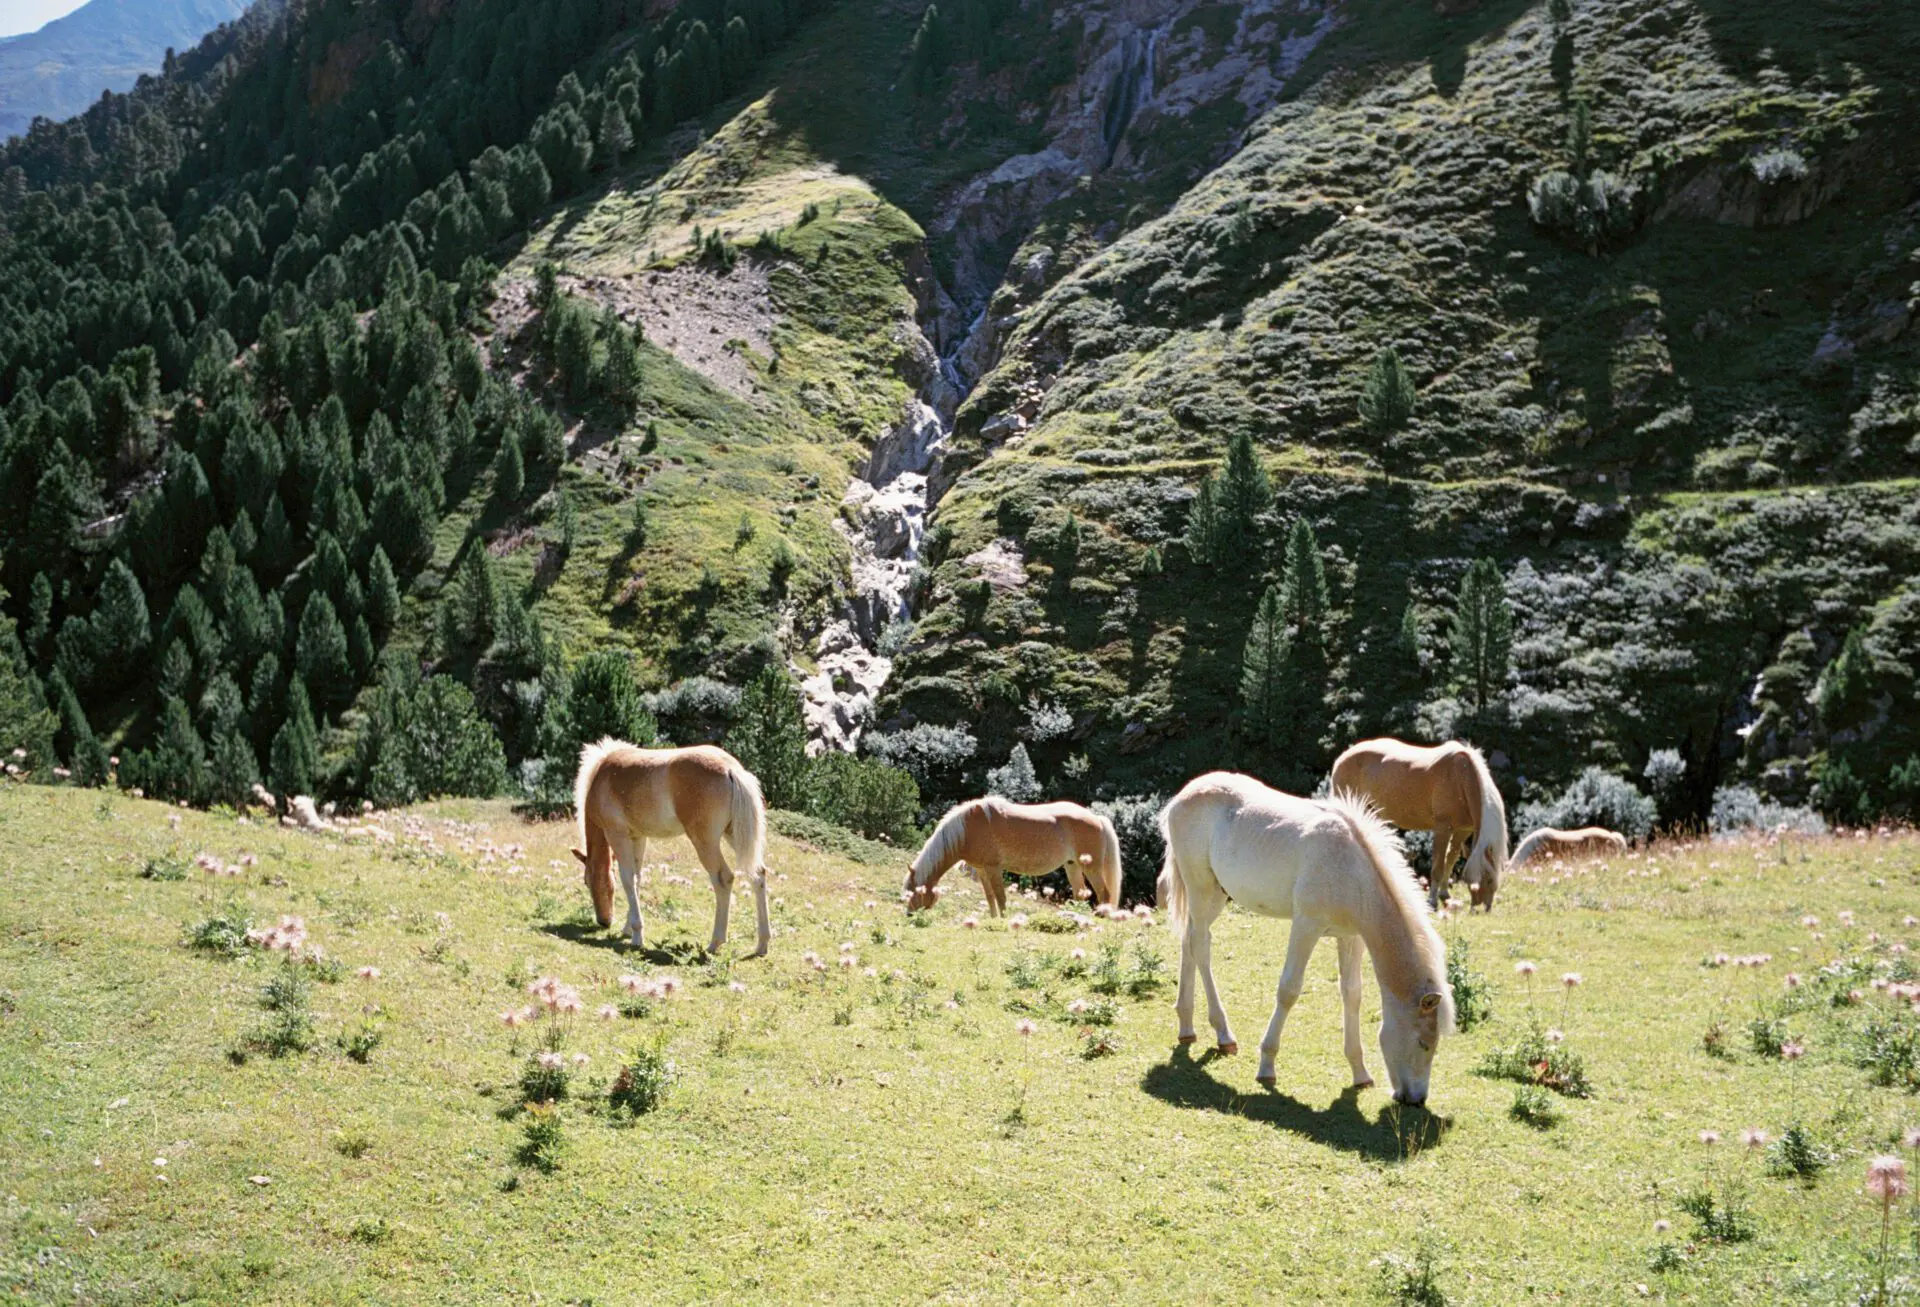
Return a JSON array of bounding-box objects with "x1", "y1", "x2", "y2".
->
[
  {"x1": 1510, "y1": 826, "x2": 1628, "y2": 867},
  {"x1": 1157, "y1": 772, "x2": 1455, "y2": 1106}
]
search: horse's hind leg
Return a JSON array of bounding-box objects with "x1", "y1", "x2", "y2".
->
[
  {"x1": 1336, "y1": 934, "x2": 1373, "y2": 1088},
  {"x1": 691, "y1": 834, "x2": 736, "y2": 955},
  {"x1": 1255, "y1": 918, "x2": 1322, "y2": 1086},
  {"x1": 747, "y1": 865, "x2": 770, "y2": 959},
  {"x1": 611, "y1": 834, "x2": 646, "y2": 948}
]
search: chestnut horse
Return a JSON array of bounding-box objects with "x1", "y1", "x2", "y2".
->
[
  {"x1": 1157, "y1": 773, "x2": 1454, "y2": 1105},
  {"x1": 1511, "y1": 826, "x2": 1627, "y2": 867},
  {"x1": 1330, "y1": 737, "x2": 1509, "y2": 910},
  {"x1": 905, "y1": 797, "x2": 1122, "y2": 915},
  {"x1": 571, "y1": 739, "x2": 770, "y2": 956}
]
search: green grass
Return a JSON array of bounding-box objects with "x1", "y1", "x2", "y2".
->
[{"x1": 4, "y1": 782, "x2": 1920, "y2": 1302}]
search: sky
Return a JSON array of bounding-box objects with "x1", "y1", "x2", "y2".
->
[{"x1": 0, "y1": 0, "x2": 89, "y2": 39}]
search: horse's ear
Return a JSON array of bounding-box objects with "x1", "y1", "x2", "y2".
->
[
  {"x1": 1419, "y1": 991, "x2": 1442, "y2": 1014},
  {"x1": 571, "y1": 847, "x2": 588, "y2": 866}
]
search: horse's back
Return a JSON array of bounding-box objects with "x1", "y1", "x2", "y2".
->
[
  {"x1": 1333, "y1": 737, "x2": 1482, "y2": 830},
  {"x1": 593, "y1": 744, "x2": 745, "y2": 839},
  {"x1": 1167, "y1": 773, "x2": 1344, "y2": 917}
]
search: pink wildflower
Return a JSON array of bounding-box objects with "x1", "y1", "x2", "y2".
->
[
  {"x1": 728, "y1": 981, "x2": 748, "y2": 993},
  {"x1": 962, "y1": 917, "x2": 978, "y2": 930},
  {"x1": 1514, "y1": 960, "x2": 1537, "y2": 977},
  {"x1": 1699, "y1": 1130, "x2": 1721, "y2": 1145},
  {"x1": 501, "y1": 1009, "x2": 526, "y2": 1028},
  {"x1": 596, "y1": 1004, "x2": 619, "y2": 1021},
  {"x1": 1067, "y1": 999, "x2": 1089, "y2": 1015},
  {"x1": 1562, "y1": 972, "x2": 1582, "y2": 988},
  {"x1": 1742, "y1": 1127, "x2": 1768, "y2": 1150},
  {"x1": 1014, "y1": 1018, "x2": 1037, "y2": 1037},
  {"x1": 535, "y1": 1051, "x2": 564, "y2": 1070},
  {"x1": 356, "y1": 966, "x2": 380, "y2": 980},
  {"x1": 1780, "y1": 1041, "x2": 1804, "y2": 1061},
  {"x1": 1865, "y1": 1155, "x2": 1909, "y2": 1203},
  {"x1": 1008, "y1": 914, "x2": 1028, "y2": 930}
]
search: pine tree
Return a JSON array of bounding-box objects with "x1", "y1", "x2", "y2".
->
[
  {"x1": 92, "y1": 559, "x2": 152, "y2": 663},
  {"x1": 1816, "y1": 626, "x2": 1875, "y2": 731},
  {"x1": 1358, "y1": 346, "x2": 1417, "y2": 436},
  {"x1": 49, "y1": 669, "x2": 109, "y2": 785},
  {"x1": 0, "y1": 591, "x2": 54, "y2": 769},
  {"x1": 560, "y1": 649, "x2": 657, "y2": 750},
  {"x1": 1277, "y1": 518, "x2": 1330, "y2": 634},
  {"x1": 1216, "y1": 430, "x2": 1273, "y2": 555},
  {"x1": 1567, "y1": 95, "x2": 1592, "y2": 175},
  {"x1": 727, "y1": 665, "x2": 810, "y2": 809},
  {"x1": 270, "y1": 678, "x2": 320, "y2": 796},
  {"x1": 25, "y1": 572, "x2": 52, "y2": 656},
  {"x1": 1450, "y1": 557, "x2": 1513, "y2": 714},
  {"x1": 150, "y1": 694, "x2": 210, "y2": 805},
  {"x1": 404, "y1": 676, "x2": 509, "y2": 798},
  {"x1": 494, "y1": 430, "x2": 525, "y2": 501}
]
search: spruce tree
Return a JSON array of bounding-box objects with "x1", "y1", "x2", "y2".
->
[
  {"x1": 25, "y1": 572, "x2": 52, "y2": 656},
  {"x1": 1216, "y1": 430, "x2": 1273, "y2": 555},
  {"x1": 559, "y1": 649, "x2": 657, "y2": 750},
  {"x1": 1450, "y1": 557, "x2": 1513, "y2": 714},
  {"x1": 295, "y1": 593, "x2": 352, "y2": 711},
  {"x1": 366, "y1": 546, "x2": 400, "y2": 636},
  {"x1": 494, "y1": 430, "x2": 525, "y2": 501},
  {"x1": 1184, "y1": 473, "x2": 1222, "y2": 565},
  {"x1": 727, "y1": 664, "x2": 809, "y2": 809},
  {"x1": 208, "y1": 725, "x2": 261, "y2": 809},
  {"x1": 1358, "y1": 346, "x2": 1417, "y2": 436},
  {"x1": 92, "y1": 559, "x2": 152, "y2": 664},
  {"x1": 1239, "y1": 584, "x2": 1289, "y2": 748},
  {"x1": 49, "y1": 669, "x2": 109, "y2": 785},
  {"x1": 270, "y1": 678, "x2": 320, "y2": 796},
  {"x1": 151, "y1": 694, "x2": 210, "y2": 805},
  {"x1": 0, "y1": 592, "x2": 54, "y2": 769}
]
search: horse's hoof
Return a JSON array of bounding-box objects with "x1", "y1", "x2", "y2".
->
[
  {"x1": 1256, "y1": 1075, "x2": 1276, "y2": 1088},
  {"x1": 1353, "y1": 1077, "x2": 1375, "y2": 1090},
  {"x1": 1217, "y1": 1042, "x2": 1238, "y2": 1056},
  {"x1": 1177, "y1": 1034, "x2": 1197, "y2": 1046}
]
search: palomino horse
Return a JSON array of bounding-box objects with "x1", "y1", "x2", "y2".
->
[
  {"x1": 1330, "y1": 737, "x2": 1509, "y2": 910},
  {"x1": 1157, "y1": 773, "x2": 1455, "y2": 1105},
  {"x1": 1511, "y1": 826, "x2": 1627, "y2": 868},
  {"x1": 571, "y1": 739, "x2": 770, "y2": 957},
  {"x1": 905, "y1": 797, "x2": 1123, "y2": 915}
]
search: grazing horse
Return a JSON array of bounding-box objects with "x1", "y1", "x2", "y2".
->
[
  {"x1": 1330, "y1": 737, "x2": 1509, "y2": 910},
  {"x1": 1157, "y1": 773, "x2": 1454, "y2": 1105},
  {"x1": 1511, "y1": 826, "x2": 1627, "y2": 867},
  {"x1": 571, "y1": 739, "x2": 770, "y2": 957},
  {"x1": 905, "y1": 797, "x2": 1123, "y2": 915}
]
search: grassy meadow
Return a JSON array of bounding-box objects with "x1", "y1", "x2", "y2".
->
[{"x1": 3, "y1": 781, "x2": 1919, "y2": 1304}]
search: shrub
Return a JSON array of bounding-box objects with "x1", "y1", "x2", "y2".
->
[
  {"x1": 1509, "y1": 1085, "x2": 1559, "y2": 1129},
  {"x1": 1093, "y1": 794, "x2": 1166, "y2": 904},
  {"x1": 1081, "y1": 1028, "x2": 1122, "y2": 1059},
  {"x1": 183, "y1": 906, "x2": 251, "y2": 957},
  {"x1": 516, "y1": 1104, "x2": 566, "y2": 1173},
  {"x1": 609, "y1": 1039, "x2": 678, "y2": 1117},
  {"x1": 1679, "y1": 1182, "x2": 1757, "y2": 1243},
  {"x1": 985, "y1": 744, "x2": 1041, "y2": 802},
  {"x1": 645, "y1": 677, "x2": 741, "y2": 743},
  {"x1": 1446, "y1": 939, "x2": 1493, "y2": 1032},
  {"x1": 1528, "y1": 169, "x2": 1644, "y2": 250},
  {"x1": 1377, "y1": 1242, "x2": 1449, "y2": 1307},
  {"x1": 1853, "y1": 1014, "x2": 1919, "y2": 1090},
  {"x1": 1642, "y1": 749, "x2": 1686, "y2": 824},
  {"x1": 805, "y1": 752, "x2": 920, "y2": 844},
  {"x1": 1749, "y1": 149, "x2": 1809, "y2": 185},
  {"x1": 261, "y1": 963, "x2": 310, "y2": 1012},
  {"x1": 1515, "y1": 766, "x2": 1655, "y2": 842},
  {"x1": 245, "y1": 1006, "x2": 316, "y2": 1058},
  {"x1": 1747, "y1": 1014, "x2": 1789, "y2": 1059},
  {"x1": 141, "y1": 852, "x2": 189, "y2": 881},
  {"x1": 1476, "y1": 1019, "x2": 1594, "y2": 1097},
  {"x1": 1709, "y1": 785, "x2": 1827, "y2": 836},
  {"x1": 1764, "y1": 1124, "x2": 1832, "y2": 1181},
  {"x1": 862, "y1": 723, "x2": 977, "y2": 797},
  {"x1": 519, "y1": 1044, "x2": 571, "y2": 1104},
  {"x1": 340, "y1": 1022, "x2": 384, "y2": 1064}
]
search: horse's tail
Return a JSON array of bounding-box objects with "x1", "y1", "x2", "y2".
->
[
  {"x1": 1155, "y1": 797, "x2": 1188, "y2": 932},
  {"x1": 724, "y1": 759, "x2": 768, "y2": 882},
  {"x1": 1460, "y1": 744, "x2": 1509, "y2": 889},
  {"x1": 1096, "y1": 814, "x2": 1123, "y2": 909},
  {"x1": 574, "y1": 737, "x2": 625, "y2": 854}
]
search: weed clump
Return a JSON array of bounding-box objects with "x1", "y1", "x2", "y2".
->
[
  {"x1": 1508, "y1": 1085, "x2": 1560, "y2": 1129},
  {"x1": 608, "y1": 1039, "x2": 677, "y2": 1118},
  {"x1": 1476, "y1": 1019, "x2": 1593, "y2": 1098},
  {"x1": 515, "y1": 1104, "x2": 566, "y2": 1173},
  {"x1": 1445, "y1": 940, "x2": 1492, "y2": 1032},
  {"x1": 183, "y1": 905, "x2": 252, "y2": 957}
]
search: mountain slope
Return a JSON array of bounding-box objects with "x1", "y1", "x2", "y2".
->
[{"x1": 0, "y1": 0, "x2": 249, "y2": 140}]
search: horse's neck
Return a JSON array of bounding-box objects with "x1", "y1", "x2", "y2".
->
[{"x1": 1350, "y1": 874, "x2": 1431, "y2": 1002}]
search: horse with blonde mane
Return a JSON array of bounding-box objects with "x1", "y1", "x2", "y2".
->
[
  {"x1": 571, "y1": 739, "x2": 770, "y2": 957},
  {"x1": 905, "y1": 797, "x2": 1122, "y2": 915},
  {"x1": 1511, "y1": 826, "x2": 1627, "y2": 868},
  {"x1": 1330, "y1": 736, "x2": 1509, "y2": 910},
  {"x1": 1157, "y1": 773, "x2": 1454, "y2": 1105}
]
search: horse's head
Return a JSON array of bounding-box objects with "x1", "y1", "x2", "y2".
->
[
  {"x1": 573, "y1": 845, "x2": 614, "y2": 928},
  {"x1": 1379, "y1": 985, "x2": 1454, "y2": 1107},
  {"x1": 1466, "y1": 872, "x2": 1498, "y2": 912},
  {"x1": 903, "y1": 864, "x2": 941, "y2": 913}
]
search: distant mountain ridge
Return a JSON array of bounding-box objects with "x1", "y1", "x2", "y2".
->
[{"x1": 0, "y1": 0, "x2": 249, "y2": 140}]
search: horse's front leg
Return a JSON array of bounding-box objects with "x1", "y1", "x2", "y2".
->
[
  {"x1": 984, "y1": 866, "x2": 1006, "y2": 917},
  {"x1": 1256, "y1": 918, "x2": 1323, "y2": 1087},
  {"x1": 1336, "y1": 934, "x2": 1373, "y2": 1088},
  {"x1": 748, "y1": 869, "x2": 770, "y2": 959},
  {"x1": 1427, "y1": 827, "x2": 1459, "y2": 909},
  {"x1": 613, "y1": 835, "x2": 646, "y2": 948},
  {"x1": 1062, "y1": 855, "x2": 1089, "y2": 901}
]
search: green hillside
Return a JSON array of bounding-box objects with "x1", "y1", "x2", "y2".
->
[{"x1": 0, "y1": 0, "x2": 1917, "y2": 838}]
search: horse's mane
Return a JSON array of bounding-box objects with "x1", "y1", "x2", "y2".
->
[
  {"x1": 1510, "y1": 827, "x2": 1551, "y2": 868},
  {"x1": 911, "y1": 799, "x2": 985, "y2": 886},
  {"x1": 574, "y1": 737, "x2": 632, "y2": 850},
  {"x1": 1322, "y1": 788, "x2": 1453, "y2": 1028}
]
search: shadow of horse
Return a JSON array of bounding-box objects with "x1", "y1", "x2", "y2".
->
[
  {"x1": 535, "y1": 920, "x2": 711, "y2": 968},
  {"x1": 1140, "y1": 1046, "x2": 1451, "y2": 1162}
]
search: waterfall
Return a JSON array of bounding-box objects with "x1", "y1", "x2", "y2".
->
[{"x1": 797, "y1": 332, "x2": 968, "y2": 753}]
